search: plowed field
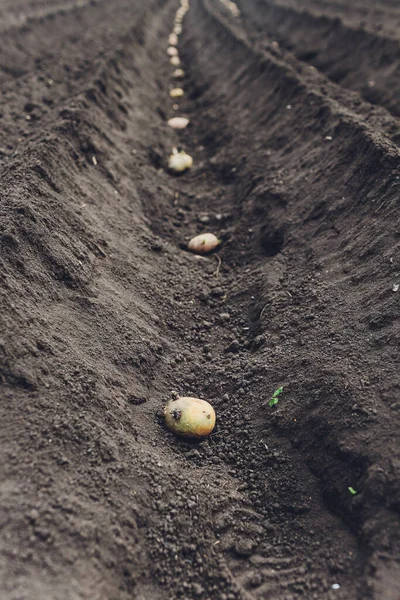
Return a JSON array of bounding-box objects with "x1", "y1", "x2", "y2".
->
[{"x1": 0, "y1": 1, "x2": 399, "y2": 599}]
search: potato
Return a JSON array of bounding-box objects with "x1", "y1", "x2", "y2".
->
[
  {"x1": 167, "y1": 46, "x2": 178, "y2": 57},
  {"x1": 168, "y1": 151, "x2": 193, "y2": 173},
  {"x1": 170, "y1": 56, "x2": 181, "y2": 66},
  {"x1": 188, "y1": 233, "x2": 220, "y2": 254},
  {"x1": 173, "y1": 68, "x2": 185, "y2": 79},
  {"x1": 164, "y1": 396, "x2": 216, "y2": 438},
  {"x1": 170, "y1": 87, "x2": 184, "y2": 99},
  {"x1": 169, "y1": 33, "x2": 179, "y2": 46},
  {"x1": 174, "y1": 25, "x2": 182, "y2": 35},
  {"x1": 168, "y1": 117, "x2": 190, "y2": 129}
]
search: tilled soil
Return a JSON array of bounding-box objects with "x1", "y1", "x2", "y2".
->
[{"x1": 0, "y1": 1, "x2": 399, "y2": 599}]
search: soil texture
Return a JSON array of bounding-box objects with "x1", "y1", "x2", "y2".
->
[{"x1": 0, "y1": 0, "x2": 399, "y2": 599}]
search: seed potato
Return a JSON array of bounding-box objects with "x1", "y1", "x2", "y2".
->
[
  {"x1": 188, "y1": 233, "x2": 220, "y2": 254},
  {"x1": 170, "y1": 87, "x2": 184, "y2": 99},
  {"x1": 164, "y1": 396, "x2": 216, "y2": 438},
  {"x1": 168, "y1": 151, "x2": 193, "y2": 173},
  {"x1": 168, "y1": 117, "x2": 190, "y2": 129}
]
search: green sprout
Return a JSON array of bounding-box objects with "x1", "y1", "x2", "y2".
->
[
  {"x1": 269, "y1": 386, "x2": 284, "y2": 407},
  {"x1": 348, "y1": 487, "x2": 357, "y2": 495}
]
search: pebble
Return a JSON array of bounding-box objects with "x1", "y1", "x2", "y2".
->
[
  {"x1": 211, "y1": 287, "x2": 225, "y2": 298},
  {"x1": 28, "y1": 509, "x2": 40, "y2": 523},
  {"x1": 234, "y1": 538, "x2": 254, "y2": 557},
  {"x1": 192, "y1": 583, "x2": 204, "y2": 596}
]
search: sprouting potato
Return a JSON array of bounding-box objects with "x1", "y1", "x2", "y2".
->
[
  {"x1": 168, "y1": 150, "x2": 193, "y2": 173},
  {"x1": 170, "y1": 87, "x2": 184, "y2": 99},
  {"x1": 170, "y1": 56, "x2": 181, "y2": 66},
  {"x1": 164, "y1": 396, "x2": 216, "y2": 439},
  {"x1": 188, "y1": 233, "x2": 220, "y2": 254},
  {"x1": 167, "y1": 46, "x2": 178, "y2": 57},
  {"x1": 168, "y1": 117, "x2": 190, "y2": 129}
]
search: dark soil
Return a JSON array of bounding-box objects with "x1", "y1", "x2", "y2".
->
[{"x1": 0, "y1": 0, "x2": 399, "y2": 599}]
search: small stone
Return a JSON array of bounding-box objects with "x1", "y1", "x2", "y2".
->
[
  {"x1": 219, "y1": 313, "x2": 230, "y2": 322},
  {"x1": 234, "y1": 538, "x2": 254, "y2": 557},
  {"x1": 192, "y1": 583, "x2": 204, "y2": 596},
  {"x1": 250, "y1": 572, "x2": 263, "y2": 587},
  {"x1": 28, "y1": 509, "x2": 39, "y2": 523}
]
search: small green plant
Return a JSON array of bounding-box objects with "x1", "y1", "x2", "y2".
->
[
  {"x1": 348, "y1": 487, "x2": 357, "y2": 495},
  {"x1": 269, "y1": 386, "x2": 283, "y2": 407}
]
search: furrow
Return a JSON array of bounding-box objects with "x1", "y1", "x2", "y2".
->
[{"x1": 236, "y1": 0, "x2": 400, "y2": 119}]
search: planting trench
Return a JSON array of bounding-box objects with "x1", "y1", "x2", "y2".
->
[{"x1": 0, "y1": 0, "x2": 399, "y2": 599}]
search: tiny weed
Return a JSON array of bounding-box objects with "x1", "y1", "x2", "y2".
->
[
  {"x1": 348, "y1": 487, "x2": 357, "y2": 495},
  {"x1": 269, "y1": 386, "x2": 283, "y2": 407}
]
